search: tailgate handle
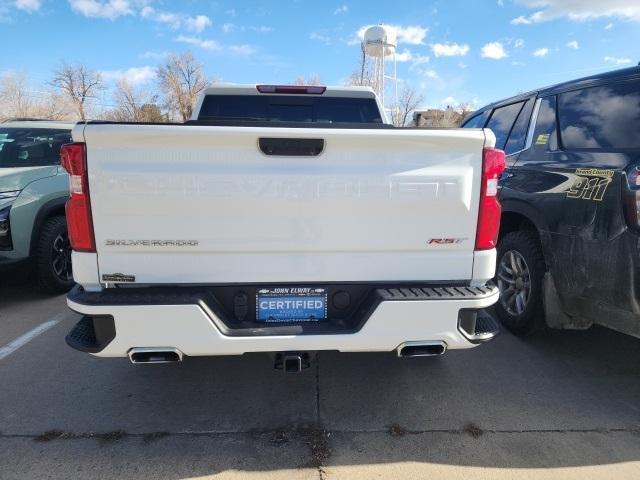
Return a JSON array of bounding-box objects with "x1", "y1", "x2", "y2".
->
[{"x1": 259, "y1": 138, "x2": 324, "y2": 156}]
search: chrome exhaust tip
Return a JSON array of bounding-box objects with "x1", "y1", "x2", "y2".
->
[
  {"x1": 128, "y1": 347, "x2": 183, "y2": 364},
  {"x1": 396, "y1": 341, "x2": 446, "y2": 358}
]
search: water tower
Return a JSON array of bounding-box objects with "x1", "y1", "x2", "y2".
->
[{"x1": 362, "y1": 25, "x2": 398, "y2": 109}]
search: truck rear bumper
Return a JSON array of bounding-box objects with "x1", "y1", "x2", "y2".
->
[{"x1": 66, "y1": 284, "x2": 499, "y2": 358}]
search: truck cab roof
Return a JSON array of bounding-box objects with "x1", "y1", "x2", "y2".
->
[{"x1": 199, "y1": 84, "x2": 377, "y2": 98}]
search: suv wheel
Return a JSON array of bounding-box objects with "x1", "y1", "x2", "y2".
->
[
  {"x1": 494, "y1": 230, "x2": 546, "y2": 336},
  {"x1": 35, "y1": 216, "x2": 74, "y2": 293}
]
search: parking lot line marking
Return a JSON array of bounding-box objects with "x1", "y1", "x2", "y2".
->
[{"x1": 0, "y1": 314, "x2": 66, "y2": 361}]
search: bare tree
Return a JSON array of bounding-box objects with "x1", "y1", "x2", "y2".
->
[
  {"x1": 32, "y1": 91, "x2": 72, "y2": 120},
  {"x1": 390, "y1": 85, "x2": 423, "y2": 127},
  {"x1": 293, "y1": 73, "x2": 323, "y2": 86},
  {"x1": 137, "y1": 103, "x2": 166, "y2": 123},
  {"x1": 457, "y1": 102, "x2": 474, "y2": 125},
  {"x1": 157, "y1": 53, "x2": 208, "y2": 121},
  {"x1": 107, "y1": 79, "x2": 164, "y2": 122},
  {"x1": 419, "y1": 103, "x2": 474, "y2": 127},
  {"x1": 345, "y1": 45, "x2": 376, "y2": 88},
  {"x1": 0, "y1": 72, "x2": 35, "y2": 120},
  {"x1": 50, "y1": 62, "x2": 103, "y2": 120},
  {"x1": 0, "y1": 71, "x2": 71, "y2": 121}
]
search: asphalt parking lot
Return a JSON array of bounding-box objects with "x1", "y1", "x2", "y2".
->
[{"x1": 1, "y1": 278, "x2": 639, "y2": 479}]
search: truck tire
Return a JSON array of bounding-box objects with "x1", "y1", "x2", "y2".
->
[
  {"x1": 35, "y1": 216, "x2": 75, "y2": 294},
  {"x1": 494, "y1": 230, "x2": 546, "y2": 336}
]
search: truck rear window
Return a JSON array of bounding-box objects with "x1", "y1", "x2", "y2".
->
[{"x1": 198, "y1": 95, "x2": 383, "y2": 124}]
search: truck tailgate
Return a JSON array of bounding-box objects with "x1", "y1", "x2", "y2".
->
[{"x1": 77, "y1": 124, "x2": 489, "y2": 284}]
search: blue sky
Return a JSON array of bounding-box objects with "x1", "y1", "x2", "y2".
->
[{"x1": 1, "y1": 0, "x2": 639, "y2": 110}]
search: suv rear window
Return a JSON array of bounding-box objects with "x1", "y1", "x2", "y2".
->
[
  {"x1": 0, "y1": 128, "x2": 72, "y2": 168},
  {"x1": 504, "y1": 100, "x2": 534, "y2": 155},
  {"x1": 558, "y1": 80, "x2": 640, "y2": 150},
  {"x1": 461, "y1": 110, "x2": 489, "y2": 128},
  {"x1": 198, "y1": 95, "x2": 383, "y2": 124},
  {"x1": 485, "y1": 101, "x2": 525, "y2": 150}
]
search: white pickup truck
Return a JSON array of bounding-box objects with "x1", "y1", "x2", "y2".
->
[{"x1": 63, "y1": 84, "x2": 504, "y2": 371}]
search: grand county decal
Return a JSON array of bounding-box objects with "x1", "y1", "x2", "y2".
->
[{"x1": 566, "y1": 168, "x2": 614, "y2": 202}]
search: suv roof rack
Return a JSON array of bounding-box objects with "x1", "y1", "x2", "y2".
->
[{"x1": 2, "y1": 117, "x2": 50, "y2": 123}]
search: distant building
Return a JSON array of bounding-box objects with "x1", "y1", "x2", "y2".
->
[{"x1": 413, "y1": 106, "x2": 470, "y2": 127}]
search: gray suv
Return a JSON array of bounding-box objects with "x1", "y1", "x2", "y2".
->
[{"x1": 0, "y1": 120, "x2": 75, "y2": 292}]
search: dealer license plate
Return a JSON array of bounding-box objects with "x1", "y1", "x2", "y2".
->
[{"x1": 256, "y1": 287, "x2": 327, "y2": 323}]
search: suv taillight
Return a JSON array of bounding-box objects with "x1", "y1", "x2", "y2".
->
[
  {"x1": 60, "y1": 143, "x2": 95, "y2": 252},
  {"x1": 624, "y1": 166, "x2": 640, "y2": 229},
  {"x1": 475, "y1": 147, "x2": 506, "y2": 250}
]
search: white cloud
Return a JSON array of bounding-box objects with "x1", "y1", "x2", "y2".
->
[
  {"x1": 69, "y1": 0, "x2": 135, "y2": 20},
  {"x1": 309, "y1": 32, "x2": 331, "y2": 45},
  {"x1": 175, "y1": 35, "x2": 255, "y2": 56},
  {"x1": 393, "y1": 50, "x2": 415, "y2": 62},
  {"x1": 140, "y1": 6, "x2": 180, "y2": 28},
  {"x1": 379, "y1": 49, "x2": 430, "y2": 66},
  {"x1": 221, "y1": 23, "x2": 235, "y2": 33},
  {"x1": 566, "y1": 40, "x2": 579, "y2": 49},
  {"x1": 250, "y1": 25, "x2": 273, "y2": 33},
  {"x1": 431, "y1": 42, "x2": 470, "y2": 57},
  {"x1": 186, "y1": 15, "x2": 211, "y2": 33},
  {"x1": 605, "y1": 22, "x2": 614, "y2": 29},
  {"x1": 139, "y1": 6, "x2": 216, "y2": 32},
  {"x1": 228, "y1": 44, "x2": 256, "y2": 55},
  {"x1": 412, "y1": 54, "x2": 430, "y2": 66},
  {"x1": 101, "y1": 65, "x2": 155, "y2": 85},
  {"x1": 423, "y1": 69, "x2": 438, "y2": 79},
  {"x1": 511, "y1": 15, "x2": 532, "y2": 25},
  {"x1": 533, "y1": 47, "x2": 549, "y2": 57},
  {"x1": 513, "y1": 0, "x2": 640, "y2": 23},
  {"x1": 15, "y1": 0, "x2": 41, "y2": 12},
  {"x1": 604, "y1": 56, "x2": 632, "y2": 65},
  {"x1": 512, "y1": 61, "x2": 527, "y2": 66},
  {"x1": 481, "y1": 42, "x2": 508, "y2": 59},
  {"x1": 393, "y1": 25, "x2": 428, "y2": 45},
  {"x1": 140, "y1": 51, "x2": 169, "y2": 60},
  {"x1": 226, "y1": 8, "x2": 236, "y2": 17},
  {"x1": 175, "y1": 35, "x2": 219, "y2": 50},
  {"x1": 333, "y1": 5, "x2": 348, "y2": 14},
  {"x1": 442, "y1": 96, "x2": 457, "y2": 105},
  {"x1": 514, "y1": 38, "x2": 525, "y2": 48},
  {"x1": 355, "y1": 24, "x2": 428, "y2": 46}
]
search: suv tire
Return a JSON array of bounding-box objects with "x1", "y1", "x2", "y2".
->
[
  {"x1": 494, "y1": 230, "x2": 546, "y2": 336},
  {"x1": 35, "y1": 216, "x2": 74, "y2": 293}
]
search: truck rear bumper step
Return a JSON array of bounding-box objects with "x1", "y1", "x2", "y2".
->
[
  {"x1": 65, "y1": 315, "x2": 116, "y2": 353},
  {"x1": 66, "y1": 284, "x2": 499, "y2": 357}
]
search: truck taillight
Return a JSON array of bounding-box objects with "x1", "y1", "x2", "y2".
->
[
  {"x1": 60, "y1": 143, "x2": 95, "y2": 253},
  {"x1": 475, "y1": 147, "x2": 506, "y2": 251},
  {"x1": 624, "y1": 167, "x2": 640, "y2": 229}
]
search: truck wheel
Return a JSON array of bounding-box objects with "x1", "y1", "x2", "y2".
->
[
  {"x1": 35, "y1": 216, "x2": 74, "y2": 294},
  {"x1": 494, "y1": 230, "x2": 546, "y2": 336}
]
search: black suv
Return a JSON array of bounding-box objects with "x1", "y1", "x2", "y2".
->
[{"x1": 462, "y1": 66, "x2": 640, "y2": 338}]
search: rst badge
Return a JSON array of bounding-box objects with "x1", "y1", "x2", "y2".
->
[{"x1": 428, "y1": 238, "x2": 466, "y2": 245}]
